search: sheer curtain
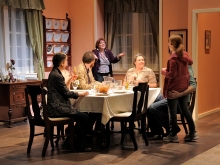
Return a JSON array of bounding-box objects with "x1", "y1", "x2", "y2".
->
[
  {"x1": 9, "y1": 7, "x2": 34, "y2": 74},
  {"x1": 0, "y1": 7, "x2": 6, "y2": 74}
]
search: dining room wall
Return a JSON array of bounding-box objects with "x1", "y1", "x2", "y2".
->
[{"x1": 197, "y1": 13, "x2": 220, "y2": 115}]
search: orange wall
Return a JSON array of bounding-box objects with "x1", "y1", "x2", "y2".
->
[
  {"x1": 162, "y1": 0, "x2": 188, "y2": 68},
  {"x1": 187, "y1": 1, "x2": 220, "y2": 115},
  {"x1": 43, "y1": 0, "x2": 69, "y2": 19},
  {"x1": 197, "y1": 13, "x2": 220, "y2": 114}
]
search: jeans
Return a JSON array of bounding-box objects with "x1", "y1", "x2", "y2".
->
[
  {"x1": 147, "y1": 94, "x2": 169, "y2": 135},
  {"x1": 62, "y1": 110, "x2": 89, "y2": 146},
  {"x1": 167, "y1": 95, "x2": 196, "y2": 136}
]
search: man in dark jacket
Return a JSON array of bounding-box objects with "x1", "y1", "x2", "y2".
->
[{"x1": 47, "y1": 52, "x2": 91, "y2": 152}]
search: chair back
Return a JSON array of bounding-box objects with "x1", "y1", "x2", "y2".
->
[
  {"x1": 41, "y1": 87, "x2": 49, "y2": 122},
  {"x1": 131, "y1": 82, "x2": 149, "y2": 118},
  {"x1": 188, "y1": 90, "x2": 196, "y2": 114},
  {"x1": 42, "y1": 79, "x2": 48, "y2": 88},
  {"x1": 25, "y1": 85, "x2": 43, "y2": 122}
]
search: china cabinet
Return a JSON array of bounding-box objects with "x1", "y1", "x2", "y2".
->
[{"x1": 43, "y1": 13, "x2": 71, "y2": 72}]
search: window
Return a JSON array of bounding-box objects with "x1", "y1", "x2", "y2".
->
[
  {"x1": 0, "y1": 6, "x2": 34, "y2": 76},
  {"x1": 111, "y1": 13, "x2": 159, "y2": 73}
]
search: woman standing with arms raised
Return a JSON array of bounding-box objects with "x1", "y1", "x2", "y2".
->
[{"x1": 92, "y1": 38, "x2": 126, "y2": 82}]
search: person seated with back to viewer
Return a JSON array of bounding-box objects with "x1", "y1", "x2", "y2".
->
[
  {"x1": 47, "y1": 52, "x2": 91, "y2": 152},
  {"x1": 123, "y1": 53, "x2": 157, "y2": 87},
  {"x1": 147, "y1": 65, "x2": 199, "y2": 141},
  {"x1": 76, "y1": 51, "x2": 101, "y2": 136}
]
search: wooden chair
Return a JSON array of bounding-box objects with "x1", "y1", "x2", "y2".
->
[
  {"x1": 25, "y1": 84, "x2": 46, "y2": 154},
  {"x1": 41, "y1": 87, "x2": 75, "y2": 157},
  {"x1": 41, "y1": 79, "x2": 65, "y2": 142},
  {"x1": 177, "y1": 89, "x2": 196, "y2": 134},
  {"x1": 106, "y1": 82, "x2": 149, "y2": 150}
]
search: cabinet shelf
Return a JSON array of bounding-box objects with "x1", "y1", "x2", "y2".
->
[
  {"x1": 46, "y1": 42, "x2": 71, "y2": 45},
  {"x1": 46, "y1": 29, "x2": 71, "y2": 33}
]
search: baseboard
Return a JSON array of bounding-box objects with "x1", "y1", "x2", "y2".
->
[{"x1": 198, "y1": 108, "x2": 220, "y2": 119}]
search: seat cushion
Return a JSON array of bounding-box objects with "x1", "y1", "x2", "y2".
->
[{"x1": 114, "y1": 112, "x2": 132, "y2": 117}]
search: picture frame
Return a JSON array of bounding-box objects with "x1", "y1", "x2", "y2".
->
[
  {"x1": 205, "y1": 30, "x2": 211, "y2": 50},
  {"x1": 168, "y1": 29, "x2": 188, "y2": 51}
]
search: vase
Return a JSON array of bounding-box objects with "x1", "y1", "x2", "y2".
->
[{"x1": 8, "y1": 72, "x2": 16, "y2": 82}]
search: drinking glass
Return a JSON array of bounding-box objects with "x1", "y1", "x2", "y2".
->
[
  {"x1": 72, "y1": 80, "x2": 79, "y2": 91},
  {"x1": 71, "y1": 66, "x2": 78, "y2": 80}
]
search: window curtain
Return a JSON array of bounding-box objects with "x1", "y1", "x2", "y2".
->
[
  {"x1": 0, "y1": 0, "x2": 45, "y2": 10},
  {"x1": 104, "y1": 0, "x2": 159, "y2": 54},
  {"x1": 0, "y1": 7, "x2": 5, "y2": 73},
  {"x1": 0, "y1": 0, "x2": 45, "y2": 79},
  {"x1": 25, "y1": 10, "x2": 44, "y2": 80}
]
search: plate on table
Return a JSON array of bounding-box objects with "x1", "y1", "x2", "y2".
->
[
  {"x1": 96, "y1": 93, "x2": 109, "y2": 96},
  {"x1": 113, "y1": 90, "x2": 127, "y2": 94}
]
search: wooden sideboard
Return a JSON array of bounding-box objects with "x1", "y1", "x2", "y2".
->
[{"x1": 0, "y1": 80, "x2": 41, "y2": 127}]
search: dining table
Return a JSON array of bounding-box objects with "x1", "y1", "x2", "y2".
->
[{"x1": 71, "y1": 88, "x2": 161, "y2": 125}]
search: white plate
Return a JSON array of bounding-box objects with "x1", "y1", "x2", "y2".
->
[
  {"x1": 46, "y1": 19, "x2": 52, "y2": 29},
  {"x1": 96, "y1": 93, "x2": 109, "y2": 96},
  {"x1": 113, "y1": 90, "x2": 127, "y2": 93},
  {"x1": 61, "y1": 20, "x2": 68, "y2": 30},
  {"x1": 53, "y1": 32, "x2": 61, "y2": 42},
  {"x1": 46, "y1": 31, "x2": 53, "y2": 42},
  {"x1": 53, "y1": 45, "x2": 62, "y2": 53},
  {"x1": 53, "y1": 19, "x2": 60, "y2": 29},
  {"x1": 61, "y1": 32, "x2": 69, "y2": 42},
  {"x1": 62, "y1": 45, "x2": 69, "y2": 54},
  {"x1": 47, "y1": 45, "x2": 53, "y2": 54}
]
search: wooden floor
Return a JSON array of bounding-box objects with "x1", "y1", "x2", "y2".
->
[{"x1": 0, "y1": 111, "x2": 220, "y2": 165}]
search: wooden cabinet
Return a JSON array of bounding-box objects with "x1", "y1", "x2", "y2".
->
[
  {"x1": 0, "y1": 80, "x2": 41, "y2": 127},
  {"x1": 43, "y1": 13, "x2": 71, "y2": 72}
]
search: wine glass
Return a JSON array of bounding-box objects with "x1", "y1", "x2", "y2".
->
[{"x1": 72, "y1": 80, "x2": 79, "y2": 91}]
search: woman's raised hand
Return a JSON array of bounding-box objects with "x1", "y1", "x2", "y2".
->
[{"x1": 118, "y1": 52, "x2": 126, "y2": 57}]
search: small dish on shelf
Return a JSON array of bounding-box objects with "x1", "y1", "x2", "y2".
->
[
  {"x1": 53, "y1": 32, "x2": 61, "y2": 42},
  {"x1": 47, "y1": 45, "x2": 53, "y2": 54},
  {"x1": 53, "y1": 19, "x2": 60, "y2": 29},
  {"x1": 61, "y1": 32, "x2": 69, "y2": 42},
  {"x1": 62, "y1": 45, "x2": 69, "y2": 54},
  {"x1": 45, "y1": 19, "x2": 53, "y2": 29},
  {"x1": 61, "y1": 20, "x2": 68, "y2": 30},
  {"x1": 46, "y1": 31, "x2": 53, "y2": 42},
  {"x1": 53, "y1": 45, "x2": 62, "y2": 53}
]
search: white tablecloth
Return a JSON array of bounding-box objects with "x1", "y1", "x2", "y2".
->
[{"x1": 72, "y1": 88, "x2": 161, "y2": 125}]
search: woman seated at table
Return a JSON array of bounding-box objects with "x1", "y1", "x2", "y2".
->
[{"x1": 123, "y1": 53, "x2": 157, "y2": 87}]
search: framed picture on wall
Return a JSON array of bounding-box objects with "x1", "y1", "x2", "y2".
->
[
  {"x1": 205, "y1": 30, "x2": 211, "y2": 50},
  {"x1": 168, "y1": 29, "x2": 188, "y2": 51}
]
